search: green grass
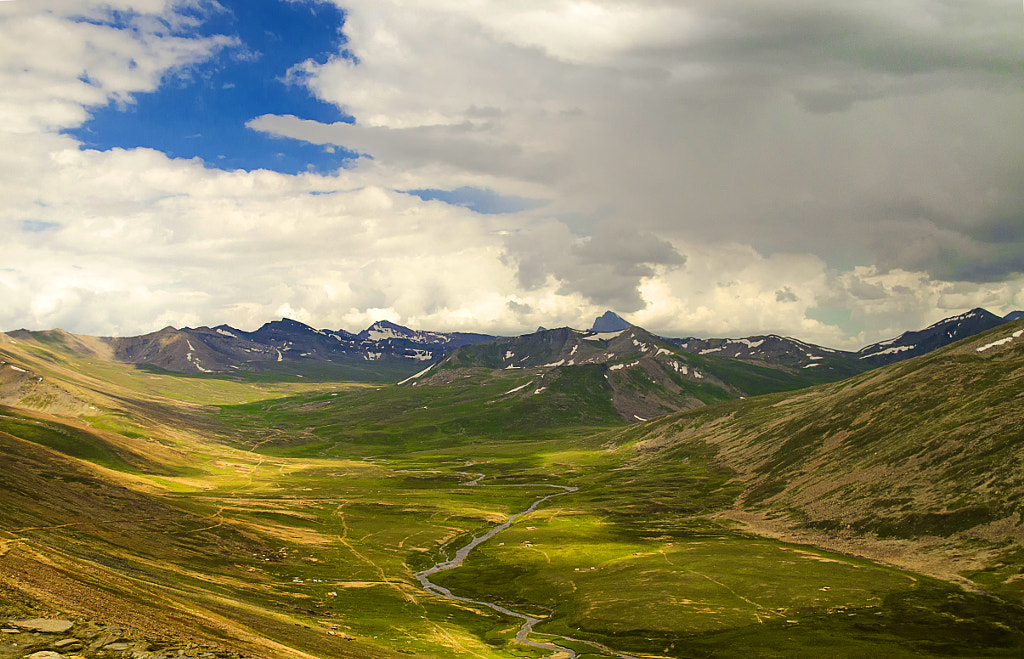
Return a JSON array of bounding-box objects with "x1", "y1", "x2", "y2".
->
[{"x1": 0, "y1": 409, "x2": 139, "y2": 472}]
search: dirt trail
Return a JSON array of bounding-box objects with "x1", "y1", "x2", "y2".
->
[{"x1": 333, "y1": 502, "x2": 418, "y2": 604}]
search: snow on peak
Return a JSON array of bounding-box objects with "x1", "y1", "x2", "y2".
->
[
  {"x1": 365, "y1": 321, "x2": 413, "y2": 341},
  {"x1": 925, "y1": 308, "x2": 987, "y2": 331},
  {"x1": 728, "y1": 338, "x2": 765, "y2": 349}
]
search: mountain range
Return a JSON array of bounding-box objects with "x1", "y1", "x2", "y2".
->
[
  {"x1": 1, "y1": 306, "x2": 1023, "y2": 657},
  {"x1": 5, "y1": 318, "x2": 497, "y2": 382},
  {"x1": 2, "y1": 307, "x2": 1019, "y2": 422},
  {"x1": 625, "y1": 316, "x2": 1024, "y2": 595},
  {"x1": 6, "y1": 308, "x2": 1019, "y2": 376},
  {"x1": 397, "y1": 306, "x2": 1021, "y2": 421}
]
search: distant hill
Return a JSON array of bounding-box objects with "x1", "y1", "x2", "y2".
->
[
  {"x1": 402, "y1": 306, "x2": 1024, "y2": 422},
  {"x1": 662, "y1": 333, "x2": 865, "y2": 376},
  {"x1": 1005, "y1": 310, "x2": 1024, "y2": 322}
]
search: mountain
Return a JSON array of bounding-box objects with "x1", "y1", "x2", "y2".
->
[
  {"x1": 8, "y1": 319, "x2": 498, "y2": 380},
  {"x1": 590, "y1": 310, "x2": 632, "y2": 332},
  {"x1": 624, "y1": 318, "x2": 1024, "y2": 597},
  {"x1": 356, "y1": 319, "x2": 495, "y2": 349},
  {"x1": 856, "y1": 307, "x2": 1006, "y2": 366},
  {"x1": 1005, "y1": 310, "x2": 1024, "y2": 322}
]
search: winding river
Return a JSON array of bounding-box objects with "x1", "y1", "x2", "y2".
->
[{"x1": 412, "y1": 476, "x2": 640, "y2": 659}]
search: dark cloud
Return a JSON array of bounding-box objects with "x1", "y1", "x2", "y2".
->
[
  {"x1": 775, "y1": 287, "x2": 798, "y2": 303},
  {"x1": 844, "y1": 277, "x2": 886, "y2": 300},
  {"x1": 504, "y1": 221, "x2": 685, "y2": 312}
]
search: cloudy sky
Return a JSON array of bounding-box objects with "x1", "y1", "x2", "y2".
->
[{"x1": 2, "y1": 0, "x2": 1023, "y2": 348}]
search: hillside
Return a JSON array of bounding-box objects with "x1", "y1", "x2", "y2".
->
[{"x1": 622, "y1": 318, "x2": 1024, "y2": 598}]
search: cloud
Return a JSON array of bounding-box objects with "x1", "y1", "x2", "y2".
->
[
  {"x1": 0, "y1": 1, "x2": 235, "y2": 133},
  {"x1": 3, "y1": 0, "x2": 1024, "y2": 347},
  {"x1": 246, "y1": 1, "x2": 1024, "y2": 288},
  {"x1": 775, "y1": 287, "x2": 799, "y2": 303},
  {"x1": 501, "y1": 221, "x2": 685, "y2": 313}
]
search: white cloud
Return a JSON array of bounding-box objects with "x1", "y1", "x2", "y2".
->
[
  {"x1": 2, "y1": 0, "x2": 1023, "y2": 346},
  {"x1": 0, "y1": 1, "x2": 234, "y2": 133}
]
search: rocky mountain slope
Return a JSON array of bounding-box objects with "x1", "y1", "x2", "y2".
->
[
  {"x1": 589, "y1": 310, "x2": 632, "y2": 332},
  {"x1": 396, "y1": 307, "x2": 1024, "y2": 422}
]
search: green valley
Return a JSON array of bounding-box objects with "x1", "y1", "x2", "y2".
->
[{"x1": 2, "y1": 320, "x2": 1024, "y2": 658}]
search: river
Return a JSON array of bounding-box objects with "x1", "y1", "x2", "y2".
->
[{"x1": 412, "y1": 477, "x2": 640, "y2": 659}]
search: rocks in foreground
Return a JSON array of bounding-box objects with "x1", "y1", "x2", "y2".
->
[{"x1": 0, "y1": 618, "x2": 245, "y2": 659}]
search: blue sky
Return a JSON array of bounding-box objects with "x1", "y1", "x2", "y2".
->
[{"x1": 67, "y1": 0, "x2": 357, "y2": 174}]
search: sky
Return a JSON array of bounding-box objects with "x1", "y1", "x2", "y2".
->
[{"x1": 1, "y1": 0, "x2": 1023, "y2": 348}]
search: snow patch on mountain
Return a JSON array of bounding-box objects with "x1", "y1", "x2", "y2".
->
[
  {"x1": 397, "y1": 365, "x2": 434, "y2": 385},
  {"x1": 583, "y1": 330, "x2": 627, "y2": 341},
  {"x1": 859, "y1": 345, "x2": 914, "y2": 359},
  {"x1": 977, "y1": 329, "x2": 1023, "y2": 353},
  {"x1": 504, "y1": 381, "x2": 533, "y2": 395}
]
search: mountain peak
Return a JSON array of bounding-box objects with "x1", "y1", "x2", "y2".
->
[
  {"x1": 590, "y1": 311, "x2": 632, "y2": 333},
  {"x1": 360, "y1": 320, "x2": 417, "y2": 341}
]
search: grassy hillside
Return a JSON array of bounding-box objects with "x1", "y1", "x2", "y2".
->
[{"x1": 622, "y1": 319, "x2": 1024, "y2": 600}]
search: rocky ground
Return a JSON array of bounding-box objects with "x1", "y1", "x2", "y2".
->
[{"x1": 0, "y1": 617, "x2": 247, "y2": 659}]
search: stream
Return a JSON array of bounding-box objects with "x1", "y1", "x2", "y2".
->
[{"x1": 412, "y1": 476, "x2": 640, "y2": 659}]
